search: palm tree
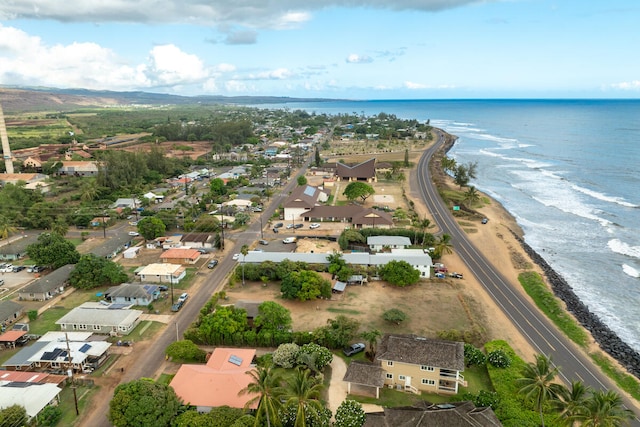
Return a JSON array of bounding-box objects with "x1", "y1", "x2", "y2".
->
[
  {"x1": 463, "y1": 186, "x2": 481, "y2": 208},
  {"x1": 241, "y1": 244, "x2": 249, "y2": 286},
  {"x1": 80, "y1": 179, "x2": 99, "y2": 202},
  {"x1": 434, "y1": 233, "x2": 454, "y2": 259},
  {"x1": 282, "y1": 368, "x2": 325, "y2": 427},
  {"x1": 552, "y1": 380, "x2": 590, "y2": 426},
  {"x1": 418, "y1": 218, "x2": 432, "y2": 247},
  {"x1": 517, "y1": 354, "x2": 564, "y2": 427},
  {"x1": 0, "y1": 215, "x2": 16, "y2": 240},
  {"x1": 360, "y1": 329, "x2": 382, "y2": 360},
  {"x1": 51, "y1": 217, "x2": 69, "y2": 237},
  {"x1": 239, "y1": 365, "x2": 284, "y2": 427},
  {"x1": 576, "y1": 389, "x2": 635, "y2": 426}
]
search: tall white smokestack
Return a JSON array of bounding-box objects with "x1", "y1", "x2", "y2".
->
[{"x1": 0, "y1": 102, "x2": 14, "y2": 174}]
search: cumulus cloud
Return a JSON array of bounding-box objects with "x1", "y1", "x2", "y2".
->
[
  {"x1": 246, "y1": 68, "x2": 294, "y2": 80},
  {"x1": 610, "y1": 80, "x2": 640, "y2": 90},
  {"x1": 346, "y1": 54, "x2": 373, "y2": 64},
  {"x1": 0, "y1": 1, "x2": 488, "y2": 27}
]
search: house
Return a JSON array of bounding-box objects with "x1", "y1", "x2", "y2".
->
[
  {"x1": 122, "y1": 246, "x2": 140, "y2": 259},
  {"x1": 57, "y1": 161, "x2": 99, "y2": 177},
  {"x1": 56, "y1": 302, "x2": 143, "y2": 336},
  {"x1": 335, "y1": 158, "x2": 377, "y2": 183},
  {"x1": 22, "y1": 156, "x2": 43, "y2": 171},
  {"x1": 18, "y1": 264, "x2": 75, "y2": 301},
  {"x1": 110, "y1": 198, "x2": 141, "y2": 210},
  {"x1": 0, "y1": 383, "x2": 61, "y2": 419},
  {"x1": 283, "y1": 185, "x2": 330, "y2": 222},
  {"x1": 376, "y1": 334, "x2": 465, "y2": 394},
  {"x1": 104, "y1": 283, "x2": 159, "y2": 306},
  {"x1": 300, "y1": 206, "x2": 393, "y2": 229},
  {"x1": 143, "y1": 191, "x2": 165, "y2": 203},
  {"x1": 364, "y1": 401, "x2": 502, "y2": 426},
  {"x1": 367, "y1": 236, "x2": 412, "y2": 251},
  {"x1": 0, "y1": 173, "x2": 50, "y2": 191},
  {"x1": 0, "y1": 234, "x2": 38, "y2": 261},
  {"x1": 228, "y1": 301, "x2": 261, "y2": 327},
  {"x1": 160, "y1": 248, "x2": 201, "y2": 265},
  {"x1": 91, "y1": 234, "x2": 134, "y2": 259},
  {"x1": 170, "y1": 348, "x2": 258, "y2": 413},
  {"x1": 136, "y1": 263, "x2": 186, "y2": 284},
  {"x1": 180, "y1": 233, "x2": 215, "y2": 249},
  {"x1": 0, "y1": 301, "x2": 25, "y2": 329},
  {"x1": 0, "y1": 330, "x2": 29, "y2": 349}
]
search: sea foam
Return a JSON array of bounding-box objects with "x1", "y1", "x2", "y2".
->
[
  {"x1": 622, "y1": 264, "x2": 640, "y2": 278},
  {"x1": 608, "y1": 239, "x2": 640, "y2": 260}
]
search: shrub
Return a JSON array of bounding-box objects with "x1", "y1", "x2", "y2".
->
[
  {"x1": 28, "y1": 310, "x2": 38, "y2": 321},
  {"x1": 487, "y1": 349, "x2": 511, "y2": 368},
  {"x1": 464, "y1": 343, "x2": 486, "y2": 367},
  {"x1": 273, "y1": 343, "x2": 300, "y2": 368}
]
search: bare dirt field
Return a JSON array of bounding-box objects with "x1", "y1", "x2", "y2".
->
[{"x1": 116, "y1": 140, "x2": 211, "y2": 160}]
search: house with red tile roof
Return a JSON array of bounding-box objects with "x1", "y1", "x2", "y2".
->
[
  {"x1": 160, "y1": 248, "x2": 201, "y2": 265},
  {"x1": 170, "y1": 348, "x2": 258, "y2": 413}
]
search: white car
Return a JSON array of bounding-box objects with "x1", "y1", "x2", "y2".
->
[
  {"x1": 128, "y1": 231, "x2": 140, "y2": 236},
  {"x1": 232, "y1": 253, "x2": 240, "y2": 261},
  {"x1": 283, "y1": 237, "x2": 297, "y2": 244},
  {"x1": 309, "y1": 223, "x2": 320, "y2": 229},
  {"x1": 0, "y1": 264, "x2": 13, "y2": 273},
  {"x1": 178, "y1": 292, "x2": 189, "y2": 302}
]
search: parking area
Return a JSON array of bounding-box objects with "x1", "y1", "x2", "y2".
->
[{"x1": 0, "y1": 270, "x2": 37, "y2": 290}]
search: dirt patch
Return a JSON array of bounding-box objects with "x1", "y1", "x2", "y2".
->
[{"x1": 295, "y1": 238, "x2": 340, "y2": 254}]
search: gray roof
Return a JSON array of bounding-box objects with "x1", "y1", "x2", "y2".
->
[
  {"x1": 336, "y1": 158, "x2": 376, "y2": 179},
  {"x1": 56, "y1": 307, "x2": 142, "y2": 327},
  {"x1": 0, "y1": 301, "x2": 24, "y2": 321},
  {"x1": 343, "y1": 361, "x2": 385, "y2": 388},
  {"x1": 0, "y1": 235, "x2": 39, "y2": 255},
  {"x1": 364, "y1": 402, "x2": 502, "y2": 427},
  {"x1": 105, "y1": 283, "x2": 158, "y2": 299},
  {"x1": 242, "y1": 252, "x2": 431, "y2": 268},
  {"x1": 376, "y1": 334, "x2": 465, "y2": 372},
  {"x1": 88, "y1": 234, "x2": 134, "y2": 258},
  {"x1": 180, "y1": 233, "x2": 214, "y2": 243},
  {"x1": 284, "y1": 185, "x2": 327, "y2": 209},
  {"x1": 2, "y1": 341, "x2": 49, "y2": 368},
  {"x1": 367, "y1": 236, "x2": 412, "y2": 246},
  {"x1": 20, "y1": 264, "x2": 75, "y2": 295},
  {"x1": 232, "y1": 300, "x2": 262, "y2": 318}
]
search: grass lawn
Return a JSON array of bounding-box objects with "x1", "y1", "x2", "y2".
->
[
  {"x1": 92, "y1": 354, "x2": 120, "y2": 376},
  {"x1": 58, "y1": 384, "x2": 99, "y2": 426},
  {"x1": 349, "y1": 387, "x2": 450, "y2": 407},
  {"x1": 28, "y1": 307, "x2": 71, "y2": 335},
  {"x1": 158, "y1": 373, "x2": 175, "y2": 385},
  {"x1": 458, "y1": 364, "x2": 494, "y2": 395},
  {"x1": 127, "y1": 320, "x2": 165, "y2": 342}
]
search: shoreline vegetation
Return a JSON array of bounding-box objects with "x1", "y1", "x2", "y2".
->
[{"x1": 437, "y1": 130, "x2": 640, "y2": 401}]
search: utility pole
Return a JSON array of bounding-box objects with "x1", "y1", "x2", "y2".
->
[
  {"x1": 65, "y1": 333, "x2": 80, "y2": 416},
  {"x1": 260, "y1": 214, "x2": 264, "y2": 239},
  {"x1": 102, "y1": 211, "x2": 107, "y2": 239},
  {"x1": 219, "y1": 211, "x2": 225, "y2": 250}
]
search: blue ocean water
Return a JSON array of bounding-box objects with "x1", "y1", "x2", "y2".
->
[{"x1": 257, "y1": 99, "x2": 640, "y2": 351}]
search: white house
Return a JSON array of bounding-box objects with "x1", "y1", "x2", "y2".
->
[
  {"x1": 55, "y1": 303, "x2": 143, "y2": 336},
  {"x1": 105, "y1": 283, "x2": 159, "y2": 306},
  {"x1": 367, "y1": 236, "x2": 412, "y2": 251},
  {"x1": 0, "y1": 383, "x2": 61, "y2": 419},
  {"x1": 136, "y1": 263, "x2": 186, "y2": 284}
]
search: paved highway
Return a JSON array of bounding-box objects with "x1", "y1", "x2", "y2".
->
[{"x1": 417, "y1": 130, "x2": 639, "y2": 424}]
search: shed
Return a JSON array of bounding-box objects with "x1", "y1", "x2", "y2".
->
[
  {"x1": 332, "y1": 281, "x2": 347, "y2": 293},
  {"x1": 122, "y1": 247, "x2": 140, "y2": 259}
]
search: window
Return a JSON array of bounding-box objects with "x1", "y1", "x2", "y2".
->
[
  {"x1": 93, "y1": 325, "x2": 101, "y2": 331},
  {"x1": 386, "y1": 373, "x2": 393, "y2": 379},
  {"x1": 398, "y1": 375, "x2": 406, "y2": 380},
  {"x1": 421, "y1": 365, "x2": 434, "y2": 371},
  {"x1": 421, "y1": 379, "x2": 436, "y2": 386},
  {"x1": 78, "y1": 324, "x2": 87, "y2": 330},
  {"x1": 387, "y1": 361, "x2": 394, "y2": 367}
]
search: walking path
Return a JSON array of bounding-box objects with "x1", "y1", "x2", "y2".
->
[{"x1": 327, "y1": 356, "x2": 383, "y2": 416}]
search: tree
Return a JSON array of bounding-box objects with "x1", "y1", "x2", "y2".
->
[
  {"x1": 297, "y1": 175, "x2": 308, "y2": 186},
  {"x1": 320, "y1": 315, "x2": 360, "y2": 349},
  {"x1": 463, "y1": 343, "x2": 486, "y2": 367},
  {"x1": 379, "y1": 260, "x2": 420, "y2": 286},
  {"x1": 577, "y1": 389, "x2": 635, "y2": 426},
  {"x1": 453, "y1": 161, "x2": 478, "y2": 188},
  {"x1": 27, "y1": 232, "x2": 80, "y2": 269},
  {"x1": 238, "y1": 365, "x2": 284, "y2": 427},
  {"x1": 383, "y1": 308, "x2": 407, "y2": 325},
  {"x1": 342, "y1": 182, "x2": 375, "y2": 203},
  {"x1": 108, "y1": 378, "x2": 182, "y2": 427},
  {"x1": 281, "y1": 270, "x2": 331, "y2": 301},
  {"x1": 551, "y1": 380, "x2": 590, "y2": 426},
  {"x1": 69, "y1": 253, "x2": 128, "y2": 289},
  {"x1": 273, "y1": 343, "x2": 301, "y2": 369},
  {"x1": 165, "y1": 340, "x2": 206, "y2": 363},
  {"x1": 314, "y1": 146, "x2": 321, "y2": 167},
  {"x1": 0, "y1": 405, "x2": 27, "y2": 427},
  {"x1": 38, "y1": 405, "x2": 63, "y2": 426},
  {"x1": 210, "y1": 178, "x2": 228, "y2": 196},
  {"x1": 137, "y1": 216, "x2": 166, "y2": 240},
  {"x1": 197, "y1": 305, "x2": 249, "y2": 344},
  {"x1": 360, "y1": 329, "x2": 382, "y2": 359},
  {"x1": 281, "y1": 368, "x2": 326, "y2": 427},
  {"x1": 463, "y1": 186, "x2": 481, "y2": 208},
  {"x1": 334, "y1": 399, "x2": 366, "y2": 427},
  {"x1": 50, "y1": 216, "x2": 69, "y2": 237},
  {"x1": 298, "y1": 343, "x2": 333, "y2": 371},
  {"x1": 403, "y1": 148, "x2": 409, "y2": 167},
  {"x1": 326, "y1": 252, "x2": 353, "y2": 281},
  {"x1": 433, "y1": 233, "x2": 454, "y2": 259},
  {"x1": 254, "y1": 301, "x2": 292, "y2": 333},
  {"x1": 240, "y1": 244, "x2": 249, "y2": 286},
  {"x1": 517, "y1": 354, "x2": 564, "y2": 427},
  {"x1": 0, "y1": 215, "x2": 16, "y2": 240}
]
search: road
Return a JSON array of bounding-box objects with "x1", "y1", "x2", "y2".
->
[
  {"x1": 83, "y1": 161, "x2": 309, "y2": 427},
  {"x1": 417, "y1": 130, "x2": 639, "y2": 424}
]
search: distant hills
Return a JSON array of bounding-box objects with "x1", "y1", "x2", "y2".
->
[{"x1": 0, "y1": 86, "x2": 334, "y2": 113}]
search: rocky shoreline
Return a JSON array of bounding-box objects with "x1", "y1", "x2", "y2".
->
[{"x1": 514, "y1": 234, "x2": 640, "y2": 379}]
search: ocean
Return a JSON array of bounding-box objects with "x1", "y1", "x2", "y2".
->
[{"x1": 256, "y1": 99, "x2": 640, "y2": 352}]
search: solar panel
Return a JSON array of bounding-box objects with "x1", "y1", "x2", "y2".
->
[
  {"x1": 303, "y1": 185, "x2": 316, "y2": 197},
  {"x1": 79, "y1": 343, "x2": 91, "y2": 353},
  {"x1": 228, "y1": 355, "x2": 243, "y2": 366},
  {"x1": 42, "y1": 348, "x2": 66, "y2": 361}
]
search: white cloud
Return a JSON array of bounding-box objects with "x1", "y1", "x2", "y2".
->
[
  {"x1": 142, "y1": 44, "x2": 209, "y2": 86},
  {"x1": 610, "y1": 80, "x2": 640, "y2": 90},
  {"x1": 246, "y1": 68, "x2": 294, "y2": 80},
  {"x1": 346, "y1": 54, "x2": 373, "y2": 64},
  {"x1": 0, "y1": 1, "x2": 485, "y2": 27},
  {"x1": 404, "y1": 81, "x2": 457, "y2": 90}
]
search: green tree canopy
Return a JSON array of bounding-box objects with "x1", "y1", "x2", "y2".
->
[
  {"x1": 383, "y1": 308, "x2": 407, "y2": 325},
  {"x1": 379, "y1": 260, "x2": 421, "y2": 286},
  {"x1": 137, "y1": 216, "x2": 167, "y2": 240},
  {"x1": 297, "y1": 175, "x2": 308, "y2": 186},
  {"x1": 108, "y1": 378, "x2": 182, "y2": 427},
  {"x1": 281, "y1": 270, "x2": 331, "y2": 301},
  {"x1": 342, "y1": 182, "x2": 375, "y2": 203},
  {"x1": 0, "y1": 404, "x2": 27, "y2": 427},
  {"x1": 254, "y1": 301, "x2": 292, "y2": 333},
  {"x1": 335, "y1": 399, "x2": 366, "y2": 427},
  {"x1": 165, "y1": 340, "x2": 207, "y2": 363},
  {"x1": 26, "y1": 232, "x2": 80, "y2": 269},
  {"x1": 69, "y1": 253, "x2": 128, "y2": 289}
]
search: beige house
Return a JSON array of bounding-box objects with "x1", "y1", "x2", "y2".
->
[{"x1": 377, "y1": 334, "x2": 466, "y2": 394}]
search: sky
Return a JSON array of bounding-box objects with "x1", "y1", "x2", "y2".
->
[{"x1": 0, "y1": 0, "x2": 639, "y2": 100}]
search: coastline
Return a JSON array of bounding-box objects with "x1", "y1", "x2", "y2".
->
[{"x1": 435, "y1": 131, "x2": 640, "y2": 380}]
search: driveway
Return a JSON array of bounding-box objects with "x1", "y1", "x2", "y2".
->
[{"x1": 328, "y1": 356, "x2": 383, "y2": 416}]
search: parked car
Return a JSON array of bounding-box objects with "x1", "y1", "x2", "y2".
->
[
  {"x1": 178, "y1": 292, "x2": 189, "y2": 302},
  {"x1": 283, "y1": 237, "x2": 297, "y2": 244},
  {"x1": 0, "y1": 264, "x2": 14, "y2": 273},
  {"x1": 12, "y1": 266, "x2": 26, "y2": 272},
  {"x1": 258, "y1": 239, "x2": 269, "y2": 245},
  {"x1": 274, "y1": 222, "x2": 284, "y2": 228},
  {"x1": 343, "y1": 343, "x2": 365, "y2": 356},
  {"x1": 197, "y1": 248, "x2": 208, "y2": 254},
  {"x1": 435, "y1": 272, "x2": 446, "y2": 279},
  {"x1": 449, "y1": 272, "x2": 464, "y2": 279},
  {"x1": 232, "y1": 253, "x2": 240, "y2": 261},
  {"x1": 481, "y1": 218, "x2": 488, "y2": 224},
  {"x1": 158, "y1": 285, "x2": 169, "y2": 292},
  {"x1": 171, "y1": 301, "x2": 184, "y2": 312},
  {"x1": 207, "y1": 259, "x2": 219, "y2": 269},
  {"x1": 128, "y1": 231, "x2": 140, "y2": 236},
  {"x1": 294, "y1": 223, "x2": 303, "y2": 229},
  {"x1": 309, "y1": 223, "x2": 320, "y2": 229},
  {"x1": 272, "y1": 228, "x2": 279, "y2": 234},
  {"x1": 286, "y1": 224, "x2": 295, "y2": 229},
  {"x1": 0, "y1": 279, "x2": 4, "y2": 286}
]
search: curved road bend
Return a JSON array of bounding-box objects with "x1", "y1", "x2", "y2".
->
[
  {"x1": 418, "y1": 130, "x2": 639, "y2": 423},
  {"x1": 84, "y1": 162, "x2": 309, "y2": 427}
]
